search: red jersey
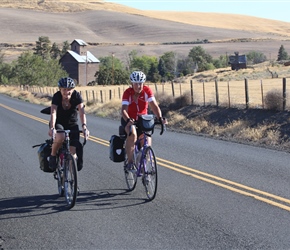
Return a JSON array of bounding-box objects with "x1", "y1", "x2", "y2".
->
[{"x1": 122, "y1": 85, "x2": 155, "y2": 120}]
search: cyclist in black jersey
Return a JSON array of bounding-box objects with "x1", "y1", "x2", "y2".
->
[{"x1": 48, "y1": 77, "x2": 89, "y2": 170}]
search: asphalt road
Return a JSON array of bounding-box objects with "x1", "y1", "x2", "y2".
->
[{"x1": 1, "y1": 94, "x2": 290, "y2": 249}]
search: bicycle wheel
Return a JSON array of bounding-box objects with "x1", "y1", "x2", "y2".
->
[
  {"x1": 124, "y1": 160, "x2": 137, "y2": 191},
  {"x1": 64, "y1": 154, "x2": 78, "y2": 209},
  {"x1": 56, "y1": 168, "x2": 64, "y2": 197},
  {"x1": 142, "y1": 146, "x2": 158, "y2": 201}
]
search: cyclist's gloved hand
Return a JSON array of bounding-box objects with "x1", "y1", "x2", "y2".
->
[
  {"x1": 83, "y1": 128, "x2": 89, "y2": 140},
  {"x1": 159, "y1": 117, "x2": 167, "y2": 135},
  {"x1": 49, "y1": 128, "x2": 56, "y2": 140}
]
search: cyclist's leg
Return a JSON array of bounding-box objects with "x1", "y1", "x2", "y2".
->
[
  {"x1": 69, "y1": 125, "x2": 83, "y2": 174},
  {"x1": 122, "y1": 118, "x2": 136, "y2": 168},
  {"x1": 49, "y1": 124, "x2": 64, "y2": 169}
]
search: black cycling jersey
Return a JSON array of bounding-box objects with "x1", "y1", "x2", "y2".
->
[{"x1": 52, "y1": 90, "x2": 83, "y2": 127}]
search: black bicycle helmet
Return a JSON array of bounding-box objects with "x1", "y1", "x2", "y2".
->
[
  {"x1": 58, "y1": 77, "x2": 76, "y2": 88},
  {"x1": 130, "y1": 71, "x2": 146, "y2": 83}
]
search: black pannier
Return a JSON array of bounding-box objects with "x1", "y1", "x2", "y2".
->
[
  {"x1": 37, "y1": 140, "x2": 53, "y2": 173},
  {"x1": 109, "y1": 135, "x2": 125, "y2": 162}
]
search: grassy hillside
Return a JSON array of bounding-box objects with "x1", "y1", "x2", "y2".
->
[{"x1": 1, "y1": 0, "x2": 290, "y2": 64}]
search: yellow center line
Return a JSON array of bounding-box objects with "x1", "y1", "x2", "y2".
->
[
  {"x1": 157, "y1": 157, "x2": 290, "y2": 205},
  {"x1": 1, "y1": 102, "x2": 290, "y2": 212}
]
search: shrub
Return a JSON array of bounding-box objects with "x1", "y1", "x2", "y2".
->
[
  {"x1": 172, "y1": 91, "x2": 191, "y2": 109},
  {"x1": 264, "y1": 90, "x2": 283, "y2": 111}
]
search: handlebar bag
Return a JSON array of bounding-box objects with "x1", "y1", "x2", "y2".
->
[
  {"x1": 138, "y1": 114, "x2": 154, "y2": 131},
  {"x1": 109, "y1": 135, "x2": 125, "y2": 162}
]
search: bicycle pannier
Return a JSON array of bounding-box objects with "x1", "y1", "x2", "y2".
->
[
  {"x1": 109, "y1": 135, "x2": 125, "y2": 162},
  {"x1": 37, "y1": 140, "x2": 53, "y2": 173},
  {"x1": 138, "y1": 114, "x2": 154, "y2": 131}
]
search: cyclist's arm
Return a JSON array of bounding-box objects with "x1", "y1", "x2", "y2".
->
[
  {"x1": 48, "y1": 104, "x2": 57, "y2": 137},
  {"x1": 121, "y1": 104, "x2": 131, "y2": 122},
  {"x1": 78, "y1": 102, "x2": 87, "y2": 128},
  {"x1": 149, "y1": 99, "x2": 162, "y2": 120},
  {"x1": 50, "y1": 104, "x2": 57, "y2": 129}
]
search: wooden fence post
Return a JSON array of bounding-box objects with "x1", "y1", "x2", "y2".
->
[
  {"x1": 118, "y1": 87, "x2": 121, "y2": 99},
  {"x1": 215, "y1": 79, "x2": 219, "y2": 107},
  {"x1": 203, "y1": 81, "x2": 205, "y2": 106},
  {"x1": 171, "y1": 81, "x2": 175, "y2": 97},
  {"x1": 227, "y1": 81, "x2": 231, "y2": 108},
  {"x1": 100, "y1": 90, "x2": 103, "y2": 103},
  {"x1": 283, "y1": 77, "x2": 286, "y2": 111},
  {"x1": 109, "y1": 89, "x2": 112, "y2": 101},
  {"x1": 190, "y1": 80, "x2": 194, "y2": 105},
  {"x1": 86, "y1": 90, "x2": 89, "y2": 102},
  {"x1": 244, "y1": 78, "x2": 249, "y2": 109},
  {"x1": 260, "y1": 80, "x2": 264, "y2": 109}
]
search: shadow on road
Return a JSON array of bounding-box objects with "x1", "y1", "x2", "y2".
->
[{"x1": 0, "y1": 189, "x2": 148, "y2": 218}]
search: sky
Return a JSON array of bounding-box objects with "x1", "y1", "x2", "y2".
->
[{"x1": 106, "y1": 0, "x2": 290, "y2": 23}]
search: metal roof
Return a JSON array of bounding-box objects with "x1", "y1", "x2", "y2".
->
[
  {"x1": 71, "y1": 39, "x2": 88, "y2": 46},
  {"x1": 67, "y1": 50, "x2": 100, "y2": 63}
]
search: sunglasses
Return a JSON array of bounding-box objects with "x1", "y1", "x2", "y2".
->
[{"x1": 132, "y1": 82, "x2": 144, "y2": 86}]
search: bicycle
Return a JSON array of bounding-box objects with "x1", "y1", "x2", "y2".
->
[
  {"x1": 53, "y1": 129, "x2": 86, "y2": 209},
  {"x1": 120, "y1": 114, "x2": 165, "y2": 201}
]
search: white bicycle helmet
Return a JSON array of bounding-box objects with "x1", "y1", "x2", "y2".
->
[
  {"x1": 58, "y1": 77, "x2": 76, "y2": 88},
  {"x1": 130, "y1": 71, "x2": 146, "y2": 83}
]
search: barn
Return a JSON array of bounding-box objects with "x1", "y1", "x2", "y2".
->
[
  {"x1": 59, "y1": 39, "x2": 100, "y2": 86},
  {"x1": 228, "y1": 52, "x2": 247, "y2": 70}
]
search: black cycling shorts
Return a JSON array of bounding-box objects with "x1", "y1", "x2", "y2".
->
[{"x1": 55, "y1": 124, "x2": 79, "y2": 148}]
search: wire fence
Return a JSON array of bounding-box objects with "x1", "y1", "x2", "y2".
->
[{"x1": 22, "y1": 77, "x2": 290, "y2": 110}]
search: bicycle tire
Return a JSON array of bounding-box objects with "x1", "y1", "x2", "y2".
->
[
  {"x1": 142, "y1": 146, "x2": 158, "y2": 201},
  {"x1": 124, "y1": 160, "x2": 137, "y2": 191},
  {"x1": 64, "y1": 154, "x2": 78, "y2": 209}
]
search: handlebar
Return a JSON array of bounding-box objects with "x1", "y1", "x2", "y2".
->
[
  {"x1": 54, "y1": 129, "x2": 87, "y2": 146},
  {"x1": 128, "y1": 116, "x2": 166, "y2": 136}
]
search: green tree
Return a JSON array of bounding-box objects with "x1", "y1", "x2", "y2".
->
[
  {"x1": 212, "y1": 55, "x2": 229, "y2": 68},
  {"x1": 50, "y1": 42, "x2": 60, "y2": 59},
  {"x1": 96, "y1": 56, "x2": 128, "y2": 85},
  {"x1": 177, "y1": 57, "x2": 196, "y2": 76},
  {"x1": 147, "y1": 62, "x2": 161, "y2": 83},
  {"x1": 12, "y1": 51, "x2": 67, "y2": 86},
  {"x1": 33, "y1": 36, "x2": 51, "y2": 60},
  {"x1": 158, "y1": 51, "x2": 177, "y2": 81},
  {"x1": 188, "y1": 46, "x2": 213, "y2": 72},
  {"x1": 246, "y1": 51, "x2": 267, "y2": 64},
  {"x1": 277, "y1": 45, "x2": 288, "y2": 61},
  {"x1": 130, "y1": 55, "x2": 158, "y2": 76},
  {"x1": 61, "y1": 40, "x2": 70, "y2": 57}
]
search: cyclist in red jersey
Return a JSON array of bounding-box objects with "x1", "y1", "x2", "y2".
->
[{"x1": 121, "y1": 71, "x2": 166, "y2": 170}]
